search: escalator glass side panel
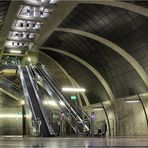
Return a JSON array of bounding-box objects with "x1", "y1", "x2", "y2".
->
[
  {"x1": 35, "y1": 65, "x2": 90, "y2": 134},
  {"x1": 21, "y1": 68, "x2": 51, "y2": 137}
]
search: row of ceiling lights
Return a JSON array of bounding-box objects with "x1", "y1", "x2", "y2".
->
[{"x1": 4, "y1": 0, "x2": 57, "y2": 55}]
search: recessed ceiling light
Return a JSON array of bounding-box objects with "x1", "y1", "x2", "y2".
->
[
  {"x1": 125, "y1": 100, "x2": 139, "y2": 103},
  {"x1": 9, "y1": 50, "x2": 22, "y2": 54},
  {"x1": 62, "y1": 87, "x2": 85, "y2": 92}
]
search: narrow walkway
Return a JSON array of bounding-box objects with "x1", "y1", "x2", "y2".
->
[{"x1": 0, "y1": 137, "x2": 148, "y2": 147}]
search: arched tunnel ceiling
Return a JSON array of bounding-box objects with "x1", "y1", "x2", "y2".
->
[
  {"x1": 42, "y1": 32, "x2": 147, "y2": 98},
  {"x1": 42, "y1": 50, "x2": 110, "y2": 104},
  {"x1": 125, "y1": 1, "x2": 148, "y2": 8},
  {"x1": 40, "y1": 3, "x2": 148, "y2": 101},
  {"x1": 0, "y1": 1, "x2": 10, "y2": 31}
]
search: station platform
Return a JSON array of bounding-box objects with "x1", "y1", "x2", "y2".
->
[{"x1": 0, "y1": 137, "x2": 148, "y2": 147}]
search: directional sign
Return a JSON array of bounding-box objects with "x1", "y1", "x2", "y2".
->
[{"x1": 70, "y1": 95, "x2": 77, "y2": 100}]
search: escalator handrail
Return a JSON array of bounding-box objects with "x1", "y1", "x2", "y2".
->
[
  {"x1": 33, "y1": 67, "x2": 85, "y2": 133},
  {"x1": 26, "y1": 66, "x2": 55, "y2": 135},
  {"x1": 38, "y1": 65, "x2": 90, "y2": 121},
  {"x1": 0, "y1": 76, "x2": 22, "y2": 93},
  {"x1": 18, "y1": 65, "x2": 37, "y2": 121},
  {"x1": 31, "y1": 67, "x2": 60, "y2": 127},
  {"x1": 33, "y1": 67, "x2": 81, "y2": 134},
  {"x1": 33, "y1": 68, "x2": 80, "y2": 123},
  {"x1": 35, "y1": 66, "x2": 91, "y2": 133},
  {"x1": 36, "y1": 66, "x2": 82, "y2": 120},
  {"x1": 40, "y1": 64, "x2": 90, "y2": 118}
]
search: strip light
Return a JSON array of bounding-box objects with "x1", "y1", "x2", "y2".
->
[
  {"x1": 93, "y1": 107, "x2": 103, "y2": 111},
  {"x1": 62, "y1": 87, "x2": 85, "y2": 92},
  {"x1": 0, "y1": 114, "x2": 22, "y2": 118},
  {"x1": 9, "y1": 50, "x2": 22, "y2": 54},
  {"x1": 125, "y1": 100, "x2": 140, "y2": 103}
]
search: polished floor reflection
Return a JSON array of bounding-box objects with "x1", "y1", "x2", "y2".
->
[{"x1": 0, "y1": 137, "x2": 148, "y2": 147}]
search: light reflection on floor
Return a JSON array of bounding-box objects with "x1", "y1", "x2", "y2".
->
[{"x1": 0, "y1": 137, "x2": 148, "y2": 147}]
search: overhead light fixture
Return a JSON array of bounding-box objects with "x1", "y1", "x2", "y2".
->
[
  {"x1": 93, "y1": 107, "x2": 103, "y2": 111},
  {"x1": 27, "y1": 57, "x2": 31, "y2": 62},
  {"x1": 125, "y1": 100, "x2": 140, "y2": 103},
  {"x1": 21, "y1": 100, "x2": 25, "y2": 105},
  {"x1": 10, "y1": 50, "x2": 22, "y2": 54},
  {"x1": 33, "y1": 7, "x2": 36, "y2": 17},
  {"x1": 50, "y1": 0, "x2": 57, "y2": 4},
  {"x1": 40, "y1": 7, "x2": 44, "y2": 11},
  {"x1": 0, "y1": 114, "x2": 22, "y2": 118},
  {"x1": 62, "y1": 87, "x2": 85, "y2": 92}
]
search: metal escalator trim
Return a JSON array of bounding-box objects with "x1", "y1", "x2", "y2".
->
[
  {"x1": 0, "y1": 76, "x2": 23, "y2": 98},
  {"x1": 0, "y1": 76, "x2": 22, "y2": 91},
  {"x1": 34, "y1": 67, "x2": 75, "y2": 134},
  {"x1": 0, "y1": 87, "x2": 20, "y2": 100},
  {"x1": 29, "y1": 67, "x2": 57, "y2": 135},
  {"x1": 36, "y1": 66, "x2": 81, "y2": 119},
  {"x1": 33, "y1": 67, "x2": 82, "y2": 134},
  {"x1": 26, "y1": 66, "x2": 55, "y2": 136},
  {"x1": 21, "y1": 67, "x2": 54, "y2": 136},
  {"x1": 32, "y1": 68, "x2": 59, "y2": 135},
  {"x1": 41, "y1": 65, "x2": 90, "y2": 120},
  {"x1": 41, "y1": 65, "x2": 90, "y2": 131},
  {"x1": 39, "y1": 66, "x2": 83, "y2": 121},
  {"x1": 41, "y1": 65, "x2": 90, "y2": 122},
  {"x1": 36, "y1": 67, "x2": 77, "y2": 115},
  {"x1": 36, "y1": 66, "x2": 89, "y2": 133},
  {"x1": 18, "y1": 65, "x2": 37, "y2": 121}
]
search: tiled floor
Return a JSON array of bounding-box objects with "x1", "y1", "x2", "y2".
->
[{"x1": 0, "y1": 137, "x2": 148, "y2": 147}]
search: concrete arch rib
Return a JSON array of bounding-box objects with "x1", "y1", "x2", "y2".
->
[
  {"x1": 39, "y1": 51, "x2": 90, "y2": 106},
  {"x1": 31, "y1": 1, "x2": 148, "y2": 52},
  {"x1": 41, "y1": 47, "x2": 115, "y2": 101},
  {"x1": 76, "y1": 1, "x2": 148, "y2": 17},
  {"x1": 55, "y1": 28, "x2": 148, "y2": 89}
]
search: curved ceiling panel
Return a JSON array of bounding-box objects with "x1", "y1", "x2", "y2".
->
[
  {"x1": 0, "y1": 1, "x2": 10, "y2": 29},
  {"x1": 38, "y1": 52, "x2": 89, "y2": 106},
  {"x1": 42, "y1": 50, "x2": 110, "y2": 104},
  {"x1": 125, "y1": 1, "x2": 148, "y2": 8},
  {"x1": 38, "y1": 52, "x2": 71, "y2": 86},
  {"x1": 58, "y1": 4, "x2": 148, "y2": 74},
  {"x1": 42, "y1": 31, "x2": 148, "y2": 98}
]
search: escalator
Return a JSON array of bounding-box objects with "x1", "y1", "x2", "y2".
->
[
  {"x1": 33, "y1": 68, "x2": 79, "y2": 135},
  {"x1": 33, "y1": 63, "x2": 91, "y2": 135},
  {"x1": 0, "y1": 75, "x2": 23, "y2": 100},
  {"x1": 18, "y1": 65, "x2": 57, "y2": 137}
]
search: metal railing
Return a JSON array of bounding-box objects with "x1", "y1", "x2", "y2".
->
[
  {"x1": 0, "y1": 75, "x2": 23, "y2": 99},
  {"x1": 34, "y1": 64, "x2": 90, "y2": 134}
]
